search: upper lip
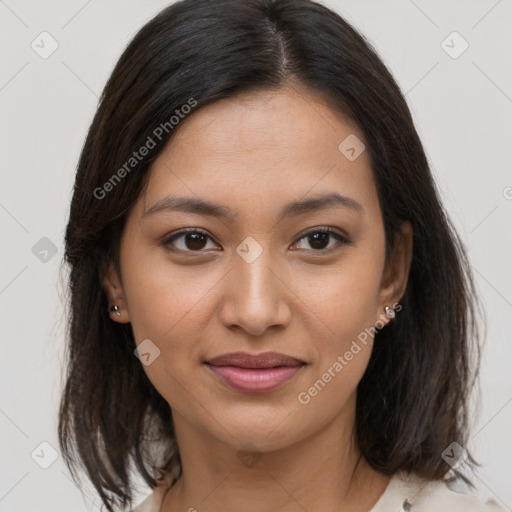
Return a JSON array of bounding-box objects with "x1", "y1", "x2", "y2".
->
[{"x1": 205, "y1": 351, "x2": 304, "y2": 369}]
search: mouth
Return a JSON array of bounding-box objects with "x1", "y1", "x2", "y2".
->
[{"x1": 204, "y1": 351, "x2": 306, "y2": 393}]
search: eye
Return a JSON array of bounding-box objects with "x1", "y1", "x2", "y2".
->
[
  {"x1": 162, "y1": 228, "x2": 220, "y2": 252},
  {"x1": 290, "y1": 227, "x2": 350, "y2": 252},
  {"x1": 162, "y1": 226, "x2": 350, "y2": 254}
]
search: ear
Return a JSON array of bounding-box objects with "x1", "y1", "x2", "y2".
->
[
  {"x1": 376, "y1": 220, "x2": 413, "y2": 325},
  {"x1": 100, "y1": 262, "x2": 131, "y2": 324}
]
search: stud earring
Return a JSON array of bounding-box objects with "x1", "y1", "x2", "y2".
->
[
  {"x1": 384, "y1": 306, "x2": 395, "y2": 319},
  {"x1": 109, "y1": 305, "x2": 121, "y2": 317}
]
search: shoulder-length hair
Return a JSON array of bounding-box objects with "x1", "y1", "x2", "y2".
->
[{"x1": 58, "y1": 0, "x2": 482, "y2": 510}]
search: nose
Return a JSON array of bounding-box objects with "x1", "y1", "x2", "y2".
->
[{"x1": 218, "y1": 249, "x2": 291, "y2": 337}]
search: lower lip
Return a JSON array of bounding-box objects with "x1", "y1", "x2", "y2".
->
[{"x1": 205, "y1": 364, "x2": 303, "y2": 393}]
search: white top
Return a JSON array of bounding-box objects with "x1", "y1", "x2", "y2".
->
[{"x1": 131, "y1": 470, "x2": 505, "y2": 512}]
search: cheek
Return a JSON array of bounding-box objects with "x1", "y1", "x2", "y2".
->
[
  {"x1": 120, "y1": 248, "x2": 217, "y2": 409},
  {"x1": 291, "y1": 265, "x2": 382, "y2": 423},
  {"x1": 121, "y1": 240, "x2": 215, "y2": 345},
  {"x1": 300, "y1": 246, "x2": 385, "y2": 350},
  {"x1": 291, "y1": 238, "x2": 385, "y2": 406}
]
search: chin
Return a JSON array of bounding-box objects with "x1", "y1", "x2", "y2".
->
[{"x1": 205, "y1": 404, "x2": 309, "y2": 452}]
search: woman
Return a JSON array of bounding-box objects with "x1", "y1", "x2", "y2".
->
[{"x1": 58, "y1": 0, "x2": 504, "y2": 511}]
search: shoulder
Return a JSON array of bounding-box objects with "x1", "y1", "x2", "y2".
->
[
  {"x1": 131, "y1": 470, "x2": 505, "y2": 512},
  {"x1": 370, "y1": 471, "x2": 505, "y2": 512},
  {"x1": 130, "y1": 475, "x2": 174, "y2": 512}
]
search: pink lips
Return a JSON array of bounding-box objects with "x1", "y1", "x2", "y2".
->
[{"x1": 204, "y1": 351, "x2": 305, "y2": 393}]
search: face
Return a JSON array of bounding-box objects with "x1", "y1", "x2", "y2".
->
[{"x1": 103, "y1": 86, "x2": 412, "y2": 453}]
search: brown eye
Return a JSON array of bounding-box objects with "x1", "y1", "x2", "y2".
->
[
  {"x1": 162, "y1": 229, "x2": 219, "y2": 252},
  {"x1": 291, "y1": 227, "x2": 350, "y2": 252},
  {"x1": 306, "y1": 231, "x2": 330, "y2": 250},
  {"x1": 162, "y1": 226, "x2": 350, "y2": 255}
]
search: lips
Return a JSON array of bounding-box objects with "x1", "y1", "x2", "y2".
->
[
  {"x1": 204, "y1": 351, "x2": 305, "y2": 393},
  {"x1": 206, "y1": 351, "x2": 304, "y2": 369}
]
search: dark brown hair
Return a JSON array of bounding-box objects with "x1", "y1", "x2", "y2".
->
[{"x1": 59, "y1": 0, "x2": 482, "y2": 510}]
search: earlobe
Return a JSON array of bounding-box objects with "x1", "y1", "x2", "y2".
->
[
  {"x1": 109, "y1": 304, "x2": 122, "y2": 317},
  {"x1": 384, "y1": 305, "x2": 396, "y2": 319},
  {"x1": 100, "y1": 262, "x2": 131, "y2": 324}
]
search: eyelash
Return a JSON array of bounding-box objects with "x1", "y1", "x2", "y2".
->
[{"x1": 161, "y1": 226, "x2": 351, "y2": 254}]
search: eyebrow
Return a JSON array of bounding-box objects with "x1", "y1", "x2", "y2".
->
[{"x1": 142, "y1": 192, "x2": 363, "y2": 222}]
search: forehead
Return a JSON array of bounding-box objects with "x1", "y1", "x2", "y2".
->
[
  {"x1": 162, "y1": 86, "x2": 365, "y2": 160},
  {"x1": 137, "y1": 86, "x2": 378, "y2": 222}
]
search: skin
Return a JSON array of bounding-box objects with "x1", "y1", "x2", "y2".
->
[{"x1": 102, "y1": 85, "x2": 413, "y2": 512}]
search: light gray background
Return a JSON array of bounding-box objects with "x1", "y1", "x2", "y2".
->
[{"x1": 1, "y1": 0, "x2": 511, "y2": 510}]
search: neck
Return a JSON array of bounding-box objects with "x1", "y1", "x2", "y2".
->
[{"x1": 160, "y1": 393, "x2": 390, "y2": 512}]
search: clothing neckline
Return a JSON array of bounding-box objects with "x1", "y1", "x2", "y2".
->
[
  {"x1": 368, "y1": 470, "x2": 436, "y2": 511},
  {"x1": 135, "y1": 470, "x2": 502, "y2": 512},
  {"x1": 137, "y1": 470, "x2": 421, "y2": 512}
]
